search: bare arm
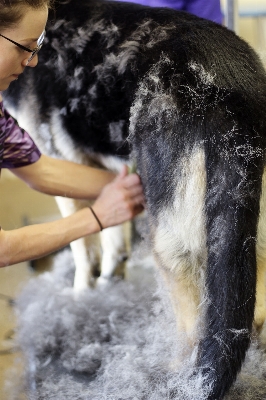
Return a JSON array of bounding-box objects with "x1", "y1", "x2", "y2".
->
[
  {"x1": 0, "y1": 208, "x2": 96, "y2": 267},
  {"x1": 0, "y1": 165, "x2": 144, "y2": 267},
  {"x1": 11, "y1": 154, "x2": 117, "y2": 200}
]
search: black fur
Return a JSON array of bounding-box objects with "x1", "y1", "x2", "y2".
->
[{"x1": 4, "y1": 1, "x2": 266, "y2": 398}]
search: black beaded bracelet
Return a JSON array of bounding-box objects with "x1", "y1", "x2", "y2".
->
[{"x1": 89, "y1": 206, "x2": 103, "y2": 231}]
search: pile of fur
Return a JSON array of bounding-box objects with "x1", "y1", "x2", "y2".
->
[{"x1": 10, "y1": 249, "x2": 266, "y2": 400}]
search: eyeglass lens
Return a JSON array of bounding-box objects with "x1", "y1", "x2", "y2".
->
[{"x1": 27, "y1": 31, "x2": 45, "y2": 62}]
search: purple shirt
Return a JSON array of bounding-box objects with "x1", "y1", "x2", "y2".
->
[
  {"x1": 0, "y1": 98, "x2": 41, "y2": 169},
  {"x1": 116, "y1": 0, "x2": 223, "y2": 24}
]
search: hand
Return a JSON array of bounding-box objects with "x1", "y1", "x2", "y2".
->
[{"x1": 92, "y1": 165, "x2": 145, "y2": 229}]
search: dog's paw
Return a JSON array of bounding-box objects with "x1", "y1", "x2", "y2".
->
[{"x1": 95, "y1": 276, "x2": 111, "y2": 288}]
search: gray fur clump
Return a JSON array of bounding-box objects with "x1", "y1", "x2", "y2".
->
[{"x1": 13, "y1": 250, "x2": 266, "y2": 400}]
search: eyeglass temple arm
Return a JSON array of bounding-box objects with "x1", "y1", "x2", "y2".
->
[{"x1": 0, "y1": 34, "x2": 32, "y2": 53}]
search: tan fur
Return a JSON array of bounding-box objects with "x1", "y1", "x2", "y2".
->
[
  {"x1": 153, "y1": 147, "x2": 207, "y2": 344},
  {"x1": 255, "y1": 168, "x2": 266, "y2": 332}
]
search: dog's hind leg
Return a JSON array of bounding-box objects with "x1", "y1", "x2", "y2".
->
[
  {"x1": 55, "y1": 196, "x2": 101, "y2": 290},
  {"x1": 153, "y1": 147, "x2": 207, "y2": 347},
  {"x1": 56, "y1": 197, "x2": 128, "y2": 289},
  {"x1": 159, "y1": 267, "x2": 202, "y2": 347},
  {"x1": 255, "y1": 168, "x2": 266, "y2": 333},
  {"x1": 96, "y1": 225, "x2": 128, "y2": 287},
  {"x1": 88, "y1": 158, "x2": 129, "y2": 287},
  {"x1": 254, "y1": 260, "x2": 266, "y2": 334}
]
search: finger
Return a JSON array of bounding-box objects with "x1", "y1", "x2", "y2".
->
[
  {"x1": 125, "y1": 184, "x2": 144, "y2": 198},
  {"x1": 128, "y1": 193, "x2": 146, "y2": 207},
  {"x1": 114, "y1": 165, "x2": 128, "y2": 182},
  {"x1": 120, "y1": 164, "x2": 129, "y2": 178},
  {"x1": 120, "y1": 172, "x2": 141, "y2": 188}
]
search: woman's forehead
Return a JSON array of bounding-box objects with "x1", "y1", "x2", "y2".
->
[{"x1": 2, "y1": 6, "x2": 48, "y2": 39}]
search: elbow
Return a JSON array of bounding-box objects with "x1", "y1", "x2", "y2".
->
[
  {"x1": 26, "y1": 179, "x2": 41, "y2": 192},
  {"x1": 24, "y1": 176, "x2": 49, "y2": 194},
  {"x1": 0, "y1": 231, "x2": 12, "y2": 267},
  {"x1": 0, "y1": 251, "x2": 10, "y2": 267},
  {"x1": 0, "y1": 260, "x2": 9, "y2": 268}
]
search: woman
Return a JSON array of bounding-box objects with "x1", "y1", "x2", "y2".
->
[{"x1": 0, "y1": 0, "x2": 144, "y2": 268}]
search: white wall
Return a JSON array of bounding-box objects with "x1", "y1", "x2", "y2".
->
[{"x1": 221, "y1": 0, "x2": 266, "y2": 64}]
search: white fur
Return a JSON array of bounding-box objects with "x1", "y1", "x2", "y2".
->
[
  {"x1": 153, "y1": 146, "x2": 207, "y2": 341},
  {"x1": 97, "y1": 225, "x2": 128, "y2": 287}
]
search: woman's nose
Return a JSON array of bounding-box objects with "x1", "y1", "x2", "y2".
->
[{"x1": 22, "y1": 55, "x2": 39, "y2": 68}]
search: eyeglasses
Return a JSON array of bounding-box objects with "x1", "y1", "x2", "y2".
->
[{"x1": 0, "y1": 30, "x2": 45, "y2": 63}]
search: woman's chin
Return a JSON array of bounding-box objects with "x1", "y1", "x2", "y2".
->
[
  {"x1": 0, "y1": 82, "x2": 11, "y2": 92},
  {"x1": 0, "y1": 76, "x2": 18, "y2": 91}
]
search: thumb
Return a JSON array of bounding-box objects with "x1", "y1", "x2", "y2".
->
[{"x1": 114, "y1": 164, "x2": 128, "y2": 182}]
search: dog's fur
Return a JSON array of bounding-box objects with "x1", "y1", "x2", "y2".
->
[{"x1": 4, "y1": 0, "x2": 266, "y2": 398}]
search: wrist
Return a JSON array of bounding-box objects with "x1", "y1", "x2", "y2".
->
[
  {"x1": 88, "y1": 206, "x2": 103, "y2": 231},
  {"x1": 75, "y1": 207, "x2": 101, "y2": 235}
]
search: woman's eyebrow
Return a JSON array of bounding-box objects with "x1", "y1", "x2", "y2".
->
[{"x1": 20, "y1": 38, "x2": 39, "y2": 44}]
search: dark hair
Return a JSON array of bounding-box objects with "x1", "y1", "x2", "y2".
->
[{"x1": 0, "y1": 0, "x2": 54, "y2": 30}]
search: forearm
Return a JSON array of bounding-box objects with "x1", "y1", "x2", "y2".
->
[
  {"x1": 0, "y1": 165, "x2": 144, "y2": 267},
  {"x1": 0, "y1": 208, "x2": 99, "y2": 267},
  {"x1": 11, "y1": 155, "x2": 116, "y2": 200}
]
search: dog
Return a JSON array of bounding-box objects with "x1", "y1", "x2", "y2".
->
[{"x1": 3, "y1": 0, "x2": 266, "y2": 398}]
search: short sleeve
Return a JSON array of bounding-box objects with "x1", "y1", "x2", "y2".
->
[{"x1": 0, "y1": 99, "x2": 41, "y2": 169}]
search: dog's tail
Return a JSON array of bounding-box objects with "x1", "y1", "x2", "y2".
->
[{"x1": 197, "y1": 116, "x2": 264, "y2": 399}]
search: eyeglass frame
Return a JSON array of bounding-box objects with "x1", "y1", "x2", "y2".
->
[{"x1": 0, "y1": 30, "x2": 46, "y2": 63}]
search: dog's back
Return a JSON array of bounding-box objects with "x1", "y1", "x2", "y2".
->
[{"x1": 4, "y1": 1, "x2": 266, "y2": 398}]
